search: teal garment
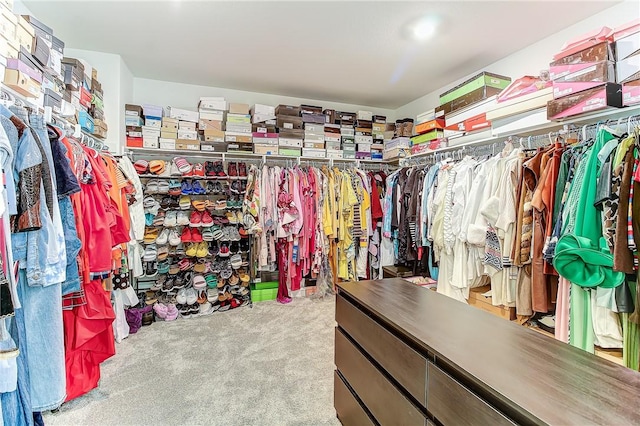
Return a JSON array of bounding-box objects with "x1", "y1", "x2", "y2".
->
[{"x1": 554, "y1": 128, "x2": 625, "y2": 353}]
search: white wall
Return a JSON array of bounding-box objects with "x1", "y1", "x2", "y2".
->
[
  {"x1": 65, "y1": 49, "x2": 134, "y2": 154},
  {"x1": 395, "y1": 0, "x2": 640, "y2": 119},
  {"x1": 133, "y1": 78, "x2": 397, "y2": 120}
]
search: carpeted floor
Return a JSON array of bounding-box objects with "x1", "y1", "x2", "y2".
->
[{"x1": 44, "y1": 297, "x2": 339, "y2": 426}]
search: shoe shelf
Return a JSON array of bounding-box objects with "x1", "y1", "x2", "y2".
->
[
  {"x1": 127, "y1": 146, "x2": 395, "y2": 165},
  {"x1": 138, "y1": 174, "x2": 248, "y2": 180}
]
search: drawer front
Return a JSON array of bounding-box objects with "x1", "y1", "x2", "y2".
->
[
  {"x1": 335, "y1": 328, "x2": 426, "y2": 426},
  {"x1": 336, "y1": 294, "x2": 428, "y2": 405},
  {"x1": 427, "y1": 364, "x2": 515, "y2": 425},
  {"x1": 334, "y1": 371, "x2": 375, "y2": 426}
]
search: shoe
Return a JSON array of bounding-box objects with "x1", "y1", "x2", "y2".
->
[
  {"x1": 201, "y1": 210, "x2": 213, "y2": 226},
  {"x1": 193, "y1": 163, "x2": 205, "y2": 177},
  {"x1": 176, "y1": 288, "x2": 188, "y2": 304},
  {"x1": 181, "y1": 227, "x2": 193, "y2": 243},
  {"x1": 185, "y1": 288, "x2": 198, "y2": 305},
  {"x1": 230, "y1": 254, "x2": 242, "y2": 269},
  {"x1": 190, "y1": 211, "x2": 202, "y2": 227},
  {"x1": 179, "y1": 304, "x2": 191, "y2": 318},
  {"x1": 192, "y1": 180, "x2": 206, "y2": 195},
  {"x1": 209, "y1": 241, "x2": 219, "y2": 256},
  {"x1": 144, "y1": 261, "x2": 158, "y2": 277},
  {"x1": 196, "y1": 242, "x2": 209, "y2": 258},
  {"x1": 164, "y1": 211, "x2": 178, "y2": 227},
  {"x1": 169, "y1": 229, "x2": 182, "y2": 246},
  {"x1": 156, "y1": 229, "x2": 170, "y2": 245},
  {"x1": 214, "y1": 199, "x2": 227, "y2": 210},
  {"x1": 170, "y1": 160, "x2": 182, "y2": 176},
  {"x1": 179, "y1": 195, "x2": 191, "y2": 210},
  {"x1": 153, "y1": 211, "x2": 166, "y2": 227},
  {"x1": 215, "y1": 161, "x2": 227, "y2": 178},
  {"x1": 144, "y1": 244, "x2": 158, "y2": 262},
  {"x1": 202, "y1": 227, "x2": 214, "y2": 242},
  {"x1": 238, "y1": 162, "x2": 247, "y2": 177},
  {"x1": 219, "y1": 242, "x2": 230, "y2": 257},
  {"x1": 177, "y1": 211, "x2": 190, "y2": 226},
  {"x1": 181, "y1": 180, "x2": 193, "y2": 195},
  {"x1": 146, "y1": 180, "x2": 159, "y2": 194},
  {"x1": 174, "y1": 157, "x2": 192, "y2": 175},
  {"x1": 228, "y1": 162, "x2": 238, "y2": 177},
  {"x1": 157, "y1": 180, "x2": 170, "y2": 194},
  {"x1": 191, "y1": 228, "x2": 203, "y2": 243},
  {"x1": 193, "y1": 274, "x2": 207, "y2": 290},
  {"x1": 192, "y1": 199, "x2": 206, "y2": 211},
  {"x1": 226, "y1": 211, "x2": 238, "y2": 224},
  {"x1": 204, "y1": 161, "x2": 215, "y2": 177},
  {"x1": 186, "y1": 243, "x2": 198, "y2": 257}
]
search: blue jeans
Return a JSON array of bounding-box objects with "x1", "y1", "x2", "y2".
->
[
  {"x1": 59, "y1": 197, "x2": 81, "y2": 296},
  {"x1": 17, "y1": 270, "x2": 66, "y2": 411},
  {"x1": 0, "y1": 308, "x2": 34, "y2": 426}
]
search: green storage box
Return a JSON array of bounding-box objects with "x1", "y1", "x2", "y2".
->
[
  {"x1": 439, "y1": 72, "x2": 511, "y2": 105},
  {"x1": 253, "y1": 281, "x2": 279, "y2": 290},
  {"x1": 250, "y1": 286, "x2": 278, "y2": 302},
  {"x1": 411, "y1": 130, "x2": 444, "y2": 145},
  {"x1": 278, "y1": 147, "x2": 302, "y2": 157}
]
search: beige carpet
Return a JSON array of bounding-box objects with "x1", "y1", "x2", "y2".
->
[{"x1": 44, "y1": 297, "x2": 340, "y2": 426}]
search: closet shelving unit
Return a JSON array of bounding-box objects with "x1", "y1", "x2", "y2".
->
[{"x1": 399, "y1": 103, "x2": 640, "y2": 166}]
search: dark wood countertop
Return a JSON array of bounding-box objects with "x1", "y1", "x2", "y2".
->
[{"x1": 337, "y1": 279, "x2": 640, "y2": 426}]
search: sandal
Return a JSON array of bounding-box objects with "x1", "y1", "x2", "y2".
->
[
  {"x1": 144, "y1": 227, "x2": 160, "y2": 244},
  {"x1": 181, "y1": 180, "x2": 193, "y2": 195},
  {"x1": 192, "y1": 199, "x2": 206, "y2": 211},
  {"x1": 174, "y1": 157, "x2": 192, "y2": 174},
  {"x1": 186, "y1": 243, "x2": 198, "y2": 257},
  {"x1": 157, "y1": 180, "x2": 170, "y2": 194},
  {"x1": 196, "y1": 242, "x2": 209, "y2": 258},
  {"x1": 164, "y1": 211, "x2": 178, "y2": 228},
  {"x1": 192, "y1": 180, "x2": 206, "y2": 195},
  {"x1": 134, "y1": 159, "x2": 149, "y2": 174},
  {"x1": 146, "y1": 179, "x2": 159, "y2": 194}
]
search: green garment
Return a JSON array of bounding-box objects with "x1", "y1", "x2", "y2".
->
[{"x1": 554, "y1": 128, "x2": 625, "y2": 352}]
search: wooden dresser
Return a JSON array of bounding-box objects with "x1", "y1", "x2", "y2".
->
[{"x1": 334, "y1": 279, "x2": 640, "y2": 425}]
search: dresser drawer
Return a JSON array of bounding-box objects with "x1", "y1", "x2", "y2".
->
[
  {"x1": 336, "y1": 294, "x2": 428, "y2": 405},
  {"x1": 334, "y1": 371, "x2": 375, "y2": 426},
  {"x1": 335, "y1": 328, "x2": 426, "y2": 426},
  {"x1": 427, "y1": 363, "x2": 515, "y2": 425}
]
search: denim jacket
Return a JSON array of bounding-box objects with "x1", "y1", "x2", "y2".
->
[{"x1": 0, "y1": 106, "x2": 66, "y2": 287}]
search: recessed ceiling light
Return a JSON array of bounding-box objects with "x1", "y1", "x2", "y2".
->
[{"x1": 409, "y1": 16, "x2": 438, "y2": 41}]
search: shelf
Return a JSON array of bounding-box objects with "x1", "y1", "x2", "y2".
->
[
  {"x1": 138, "y1": 174, "x2": 248, "y2": 180},
  {"x1": 126, "y1": 146, "x2": 393, "y2": 164},
  {"x1": 400, "y1": 103, "x2": 640, "y2": 164}
]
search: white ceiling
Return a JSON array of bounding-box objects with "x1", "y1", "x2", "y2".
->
[{"x1": 24, "y1": 0, "x2": 619, "y2": 109}]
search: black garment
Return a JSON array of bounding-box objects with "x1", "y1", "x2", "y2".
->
[{"x1": 48, "y1": 125, "x2": 81, "y2": 198}]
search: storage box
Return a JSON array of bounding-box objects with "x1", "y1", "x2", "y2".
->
[
  {"x1": 145, "y1": 118, "x2": 161, "y2": 128},
  {"x1": 357, "y1": 143, "x2": 372, "y2": 152},
  {"x1": 326, "y1": 149, "x2": 344, "y2": 159},
  {"x1": 323, "y1": 109, "x2": 336, "y2": 124},
  {"x1": 325, "y1": 141, "x2": 341, "y2": 151},
  {"x1": 198, "y1": 119, "x2": 223, "y2": 131},
  {"x1": 355, "y1": 135, "x2": 373, "y2": 144},
  {"x1": 372, "y1": 114, "x2": 386, "y2": 124},
  {"x1": 468, "y1": 286, "x2": 516, "y2": 321},
  {"x1": 305, "y1": 123, "x2": 324, "y2": 133},
  {"x1": 143, "y1": 138, "x2": 158, "y2": 149},
  {"x1": 225, "y1": 132, "x2": 252, "y2": 143},
  {"x1": 226, "y1": 142, "x2": 253, "y2": 152},
  {"x1": 250, "y1": 286, "x2": 278, "y2": 302},
  {"x1": 4, "y1": 68, "x2": 40, "y2": 97},
  {"x1": 356, "y1": 152, "x2": 372, "y2": 160},
  {"x1": 437, "y1": 85, "x2": 505, "y2": 116},
  {"x1": 78, "y1": 110, "x2": 94, "y2": 133},
  {"x1": 415, "y1": 119, "x2": 446, "y2": 134},
  {"x1": 279, "y1": 147, "x2": 302, "y2": 157},
  {"x1": 199, "y1": 97, "x2": 226, "y2": 111},
  {"x1": 325, "y1": 134, "x2": 341, "y2": 143},
  {"x1": 15, "y1": 17, "x2": 34, "y2": 53},
  {"x1": 547, "y1": 83, "x2": 623, "y2": 120},
  {"x1": 161, "y1": 122, "x2": 178, "y2": 131},
  {"x1": 159, "y1": 138, "x2": 176, "y2": 150},
  {"x1": 300, "y1": 104, "x2": 322, "y2": 115},
  {"x1": 226, "y1": 113, "x2": 251, "y2": 124},
  {"x1": 253, "y1": 143, "x2": 279, "y2": 155},
  {"x1": 304, "y1": 133, "x2": 324, "y2": 143},
  {"x1": 356, "y1": 110, "x2": 373, "y2": 121},
  {"x1": 302, "y1": 148, "x2": 326, "y2": 158},
  {"x1": 229, "y1": 103, "x2": 250, "y2": 114},
  {"x1": 175, "y1": 139, "x2": 200, "y2": 150},
  {"x1": 200, "y1": 141, "x2": 228, "y2": 152},
  {"x1": 623, "y1": 80, "x2": 640, "y2": 106},
  {"x1": 301, "y1": 112, "x2": 325, "y2": 124},
  {"x1": 279, "y1": 137, "x2": 303, "y2": 148},
  {"x1": 251, "y1": 103, "x2": 275, "y2": 116},
  {"x1": 126, "y1": 136, "x2": 143, "y2": 148},
  {"x1": 168, "y1": 106, "x2": 198, "y2": 122},
  {"x1": 275, "y1": 104, "x2": 300, "y2": 116},
  {"x1": 440, "y1": 72, "x2": 511, "y2": 106},
  {"x1": 142, "y1": 104, "x2": 163, "y2": 117},
  {"x1": 177, "y1": 128, "x2": 198, "y2": 140},
  {"x1": 616, "y1": 54, "x2": 640, "y2": 84},
  {"x1": 178, "y1": 120, "x2": 196, "y2": 130},
  {"x1": 199, "y1": 110, "x2": 225, "y2": 121},
  {"x1": 304, "y1": 141, "x2": 325, "y2": 149},
  {"x1": 252, "y1": 132, "x2": 279, "y2": 145},
  {"x1": 277, "y1": 115, "x2": 303, "y2": 130},
  {"x1": 160, "y1": 130, "x2": 178, "y2": 139},
  {"x1": 383, "y1": 147, "x2": 411, "y2": 160},
  {"x1": 6, "y1": 57, "x2": 42, "y2": 82},
  {"x1": 550, "y1": 41, "x2": 614, "y2": 67},
  {"x1": 615, "y1": 31, "x2": 640, "y2": 61},
  {"x1": 486, "y1": 87, "x2": 553, "y2": 121},
  {"x1": 225, "y1": 123, "x2": 252, "y2": 133}
]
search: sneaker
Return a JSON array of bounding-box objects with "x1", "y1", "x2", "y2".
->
[
  {"x1": 185, "y1": 288, "x2": 198, "y2": 305},
  {"x1": 238, "y1": 162, "x2": 247, "y2": 177},
  {"x1": 219, "y1": 242, "x2": 230, "y2": 257},
  {"x1": 226, "y1": 211, "x2": 238, "y2": 224},
  {"x1": 186, "y1": 243, "x2": 198, "y2": 257},
  {"x1": 193, "y1": 163, "x2": 205, "y2": 177},
  {"x1": 201, "y1": 210, "x2": 213, "y2": 226},
  {"x1": 169, "y1": 229, "x2": 182, "y2": 246},
  {"x1": 181, "y1": 227, "x2": 193, "y2": 243},
  {"x1": 156, "y1": 229, "x2": 170, "y2": 245},
  {"x1": 205, "y1": 161, "x2": 216, "y2": 177},
  {"x1": 176, "y1": 288, "x2": 188, "y2": 304},
  {"x1": 191, "y1": 228, "x2": 203, "y2": 243},
  {"x1": 164, "y1": 211, "x2": 178, "y2": 227},
  {"x1": 228, "y1": 162, "x2": 238, "y2": 177},
  {"x1": 215, "y1": 161, "x2": 227, "y2": 178},
  {"x1": 177, "y1": 211, "x2": 190, "y2": 226},
  {"x1": 190, "y1": 211, "x2": 202, "y2": 227}
]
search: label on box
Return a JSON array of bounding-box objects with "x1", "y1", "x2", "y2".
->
[{"x1": 284, "y1": 122, "x2": 293, "y2": 129}]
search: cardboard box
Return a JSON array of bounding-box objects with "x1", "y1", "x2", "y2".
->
[
  {"x1": 279, "y1": 137, "x2": 303, "y2": 148},
  {"x1": 168, "y1": 106, "x2": 198, "y2": 122},
  {"x1": 275, "y1": 104, "x2": 300, "y2": 116},
  {"x1": 357, "y1": 143, "x2": 372, "y2": 152},
  {"x1": 355, "y1": 135, "x2": 373, "y2": 144},
  {"x1": 304, "y1": 133, "x2": 324, "y2": 143},
  {"x1": 200, "y1": 141, "x2": 228, "y2": 152},
  {"x1": 547, "y1": 83, "x2": 623, "y2": 120},
  {"x1": 159, "y1": 138, "x2": 176, "y2": 150},
  {"x1": 177, "y1": 128, "x2": 198, "y2": 140},
  {"x1": 15, "y1": 17, "x2": 34, "y2": 53},
  {"x1": 616, "y1": 54, "x2": 640, "y2": 84},
  {"x1": 225, "y1": 122, "x2": 252, "y2": 133},
  {"x1": 161, "y1": 122, "x2": 178, "y2": 131},
  {"x1": 302, "y1": 148, "x2": 326, "y2": 158},
  {"x1": 304, "y1": 123, "x2": 324, "y2": 133},
  {"x1": 277, "y1": 115, "x2": 303, "y2": 130},
  {"x1": 468, "y1": 286, "x2": 516, "y2": 321},
  {"x1": 252, "y1": 132, "x2": 278, "y2": 145},
  {"x1": 251, "y1": 103, "x2": 275, "y2": 116},
  {"x1": 550, "y1": 41, "x2": 614, "y2": 67},
  {"x1": 178, "y1": 120, "x2": 196, "y2": 130},
  {"x1": 160, "y1": 130, "x2": 178, "y2": 139},
  {"x1": 4, "y1": 68, "x2": 40, "y2": 97},
  {"x1": 301, "y1": 112, "x2": 325, "y2": 124},
  {"x1": 143, "y1": 104, "x2": 163, "y2": 117},
  {"x1": 198, "y1": 119, "x2": 223, "y2": 131},
  {"x1": 253, "y1": 143, "x2": 279, "y2": 155},
  {"x1": 199, "y1": 110, "x2": 225, "y2": 121},
  {"x1": 486, "y1": 87, "x2": 553, "y2": 121},
  {"x1": 304, "y1": 141, "x2": 325, "y2": 149},
  {"x1": 126, "y1": 136, "x2": 143, "y2": 148},
  {"x1": 615, "y1": 31, "x2": 640, "y2": 61},
  {"x1": 623, "y1": 80, "x2": 640, "y2": 106},
  {"x1": 143, "y1": 138, "x2": 158, "y2": 149},
  {"x1": 6, "y1": 57, "x2": 42, "y2": 82},
  {"x1": 199, "y1": 97, "x2": 226, "y2": 111},
  {"x1": 225, "y1": 132, "x2": 252, "y2": 143},
  {"x1": 229, "y1": 103, "x2": 250, "y2": 114},
  {"x1": 326, "y1": 149, "x2": 344, "y2": 159},
  {"x1": 325, "y1": 141, "x2": 341, "y2": 151},
  {"x1": 437, "y1": 85, "x2": 505, "y2": 116},
  {"x1": 415, "y1": 119, "x2": 446, "y2": 134},
  {"x1": 226, "y1": 142, "x2": 252, "y2": 152},
  {"x1": 440, "y1": 72, "x2": 511, "y2": 105},
  {"x1": 204, "y1": 130, "x2": 225, "y2": 142},
  {"x1": 278, "y1": 147, "x2": 302, "y2": 157},
  {"x1": 175, "y1": 139, "x2": 200, "y2": 150},
  {"x1": 325, "y1": 134, "x2": 341, "y2": 143},
  {"x1": 383, "y1": 147, "x2": 410, "y2": 160},
  {"x1": 145, "y1": 118, "x2": 162, "y2": 128},
  {"x1": 226, "y1": 113, "x2": 251, "y2": 123}
]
